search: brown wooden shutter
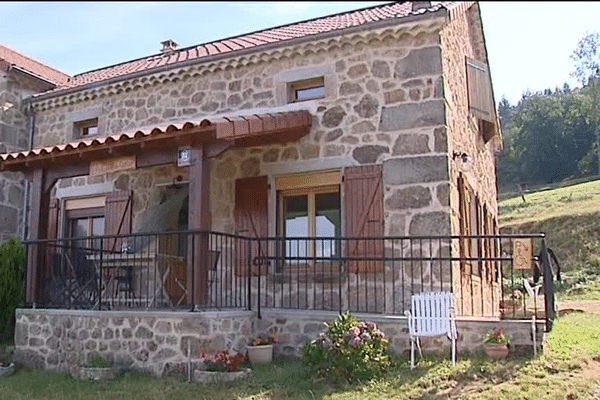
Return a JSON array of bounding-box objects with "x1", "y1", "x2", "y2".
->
[
  {"x1": 343, "y1": 165, "x2": 384, "y2": 273},
  {"x1": 466, "y1": 57, "x2": 498, "y2": 143},
  {"x1": 104, "y1": 190, "x2": 132, "y2": 253},
  {"x1": 234, "y1": 176, "x2": 268, "y2": 276},
  {"x1": 45, "y1": 198, "x2": 60, "y2": 281}
]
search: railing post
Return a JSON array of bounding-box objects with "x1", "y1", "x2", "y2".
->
[
  {"x1": 246, "y1": 237, "x2": 252, "y2": 312},
  {"x1": 540, "y1": 237, "x2": 555, "y2": 331},
  {"x1": 257, "y1": 238, "x2": 261, "y2": 319}
]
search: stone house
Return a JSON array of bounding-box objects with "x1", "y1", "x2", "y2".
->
[
  {"x1": 0, "y1": 2, "x2": 530, "y2": 376},
  {"x1": 0, "y1": 44, "x2": 70, "y2": 241}
]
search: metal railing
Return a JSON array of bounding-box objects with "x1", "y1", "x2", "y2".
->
[
  {"x1": 23, "y1": 230, "x2": 251, "y2": 311},
  {"x1": 21, "y1": 231, "x2": 556, "y2": 329}
]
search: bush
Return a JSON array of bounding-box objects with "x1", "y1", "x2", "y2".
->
[
  {"x1": 302, "y1": 312, "x2": 390, "y2": 383},
  {"x1": 0, "y1": 237, "x2": 25, "y2": 342}
]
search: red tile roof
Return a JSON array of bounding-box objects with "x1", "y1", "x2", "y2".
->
[
  {"x1": 45, "y1": 1, "x2": 464, "y2": 94},
  {"x1": 0, "y1": 44, "x2": 70, "y2": 86}
]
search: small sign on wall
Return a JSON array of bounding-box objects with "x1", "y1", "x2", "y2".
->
[
  {"x1": 513, "y1": 238, "x2": 533, "y2": 271},
  {"x1": 177, "y1": 147, "x2": 191, "y2": 167},
  {"x1": 90, "y1": 155, "x2": 136, "y2": 176}
]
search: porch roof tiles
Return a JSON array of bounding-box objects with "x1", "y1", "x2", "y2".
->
[{"x1": 0, "y1": 110, "x2": 311, "y2": 171}]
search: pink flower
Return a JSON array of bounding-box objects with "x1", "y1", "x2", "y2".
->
[
  {"x1": 349, "y1": 336, "x2": 363, "y2": 347},
  {"x1": 349, "y1": 327, "x2": 360, "y2": 337}
]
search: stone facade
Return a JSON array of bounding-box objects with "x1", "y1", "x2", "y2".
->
[
  {"x1": 0, "y1": 70, "x2": 48, "y2": 241},
  {"x1": 440, "y1": 5, "x2": 502, "y2": 317},
  {"x1": 15, "y1": 308, "x2": 543, "y2": 377},
  {"x1": 23, "y1": 5, "x2": 502, "y2": 316},
  {"x1": 35, "y1": 20, "x2": 453, "y2": 241}
]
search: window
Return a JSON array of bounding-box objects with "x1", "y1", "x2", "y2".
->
[
  {"x1": 65, "y1": 196, "x2": 106, "y2": 251},
  {"x1": 76, "y1": 118, "x2": 99, "y2": 137},
  {"x1": 288, "y1": 77, "x2": 325, "y2": 103},
  {"x1": 276, "y1": 171, "x2": 341, "y2": 269},
  {"x1": 465, "y1": 57, "x2": 497, "y2": 142}
]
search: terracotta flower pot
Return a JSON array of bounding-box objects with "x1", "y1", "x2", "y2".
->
[
  {"x1": 484, "y1": 343, "x2": 509, "y2": 360},
  {"x1": 0, "y1": 363, "x2": 15, "y2": 378},
  {"x1": 247, "y1": 344, "x2": 273, "y2": 365}
]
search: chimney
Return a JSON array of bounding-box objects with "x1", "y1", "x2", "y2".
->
[
  {"x1": 412, "y1": 1, "x2": 431, "y2": 12},
  {"x1": 160, "y1": 40, "x2": 178, "y2": 54}
]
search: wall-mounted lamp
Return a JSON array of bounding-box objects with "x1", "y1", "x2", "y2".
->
[{"x1": 452, "y1": 151, "x2": 472, "y2": 167}]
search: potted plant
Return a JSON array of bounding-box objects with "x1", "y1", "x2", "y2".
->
[
  {"x1": 246, "y1": 332, "x2": 277, "y2": 365},
  {"x1": 482, "y1": 327, "x2": 510, "y2": 360},
  {"x1": 194, "y1": 351, "x2": 250, "y2": 383},
  {"x1": 78, "y1": 354, "x2": 116, "y2": 381},
  {"x1": 0, "y1": 345, "x2": 15, "y2": 378}
]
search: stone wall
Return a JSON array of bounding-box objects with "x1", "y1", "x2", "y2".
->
[
  {"x1": 0, "y1": 70, "x2": 47, "y2": 241},
  {"x1": 15, "y1": 308, "x2": 255, "y2": 377},
  {"x1": 34, "y1": 20, "x2": 453, "y2": 243},
  {"x1": 440, "y1": 4, "x2": 502, "y2": 317},
  {"x1": 15, "y1": 308, "x2": 544, "y2": 377}
]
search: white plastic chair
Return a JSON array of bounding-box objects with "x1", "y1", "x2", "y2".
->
[
  {"x1": 523, "y1": 278, "x2": 542, "y2": 356},
  {"x1": 405, "y1": 291, "x2": 458, "y2": 368}
]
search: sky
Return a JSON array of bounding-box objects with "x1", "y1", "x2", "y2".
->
[{"x1": 1, "y1": 1, "x2": 599, "y2": 106}]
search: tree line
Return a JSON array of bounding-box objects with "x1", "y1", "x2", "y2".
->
[{"x1": 496, "y1": 32, "x2": 600, "y2": 192}]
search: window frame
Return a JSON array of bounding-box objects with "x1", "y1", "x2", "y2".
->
[
  {"x1": 63, "y1": 196, "x2": 106, "y2": 251},
  {"x1": 288, "y1": 77, "x2": 326, "y2": 103},
  {"x1": 75, "y1": 118, "x2": 99, "y2": 138},
  {"x1": 275, "y1": 171, "x2": 341, "y2": 270}
]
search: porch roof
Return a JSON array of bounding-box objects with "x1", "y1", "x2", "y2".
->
[{"x1": 0, "y1": 110, "x2": 311, "y2": 172}]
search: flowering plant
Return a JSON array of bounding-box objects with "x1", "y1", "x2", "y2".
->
[
  {"x1": 250, "y1": 332, "x2": 278, "y2": 346},
  {"x1": 198, "y1": 350, "x2": 246, "y2": 372},
  {"x1": 483, "y1": 327, "x2": 511, "y2": 345},
  {"x1": 302, "y1": 312, "x2": 390, "y2": 382}
]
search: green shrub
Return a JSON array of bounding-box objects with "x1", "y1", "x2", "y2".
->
[
  {"x1": 302, "y1": 311, "x2": 390, "y2": 383},
  {"x1": 0, "y1": 237, "x2": 25, "y2": 342}
]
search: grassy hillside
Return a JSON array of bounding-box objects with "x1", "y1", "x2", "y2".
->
[{"x1": 499, "y1": 179, "x2": 600, "y2": 300}]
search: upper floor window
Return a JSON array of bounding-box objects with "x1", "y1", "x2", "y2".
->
[
  {"x1": 465, "y1": 57, "x2": 497, "y2": 143},
  {"x1": 288, "y1": 77, "x2": 325, "y2": 103},
  {"x1": 76, "y1": 118, "x2": 99, "y2": 137}
]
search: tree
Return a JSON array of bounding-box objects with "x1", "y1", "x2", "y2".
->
[{"x1": 571, "y1": 32, "x2": 600, "y2": 175}]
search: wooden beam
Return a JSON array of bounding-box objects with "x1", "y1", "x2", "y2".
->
[
  {"x1": 205, "y1": 141, "x2": 233, "y2": 159},
  {"x1": 187, "y1": 145, "x2": 212, "y2": 306},
  {"x1": 26, "y1": 168, "x2": 50, "y2": 304},
  {"x1": 45, "y1": 163, "x2": 90, "y2": 191},
  {"x1": 136, "y1": 149, "x2": 177, "y2": 168}
]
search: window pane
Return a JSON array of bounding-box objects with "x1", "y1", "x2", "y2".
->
[
  {"x1": 295, "y1": 85, "x2": 325, "y2": 101},
  {"x1": 315, "y1": 192, "x2": 341, "y2": 258},
  {"x1": 70, "y1": 218, "x2": 89, "y2": 239},
  {"x1": 84, "y1": 125, "x2": 98, "y2": 136},
  {"x1": 284, "y1": 195, "x2": 308, "y2": 264},
  {"x1": 91, "y1": 217, "x2": 105, "y2": 251}
]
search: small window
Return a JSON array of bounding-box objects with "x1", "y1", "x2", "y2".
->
[
  {"x1": 76, "y1": 118, "x2": 99, "y2": 137},
  {"x1": 288, "y1": 77, "x2": 325, "y2": 103}
]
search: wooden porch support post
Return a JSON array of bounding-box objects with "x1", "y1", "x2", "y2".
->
[
  {"x1": 26, "y1": 168, "x2": 50, "y2": 304},
  {"x1": 187, "y1": 145, "x2": 211, "y2": 306}
]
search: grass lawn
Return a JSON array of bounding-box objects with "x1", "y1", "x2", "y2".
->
[
  {"x1": 1, "y1": 312, "x2": 599, "y2": 399},
  {"x1": 499, "y1": 179, "x2": 600, "y2": 302}
]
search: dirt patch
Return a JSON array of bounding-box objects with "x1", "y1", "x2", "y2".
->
[{"x1": 557, "y1": 300, "x2": 600, "y2": 315}]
